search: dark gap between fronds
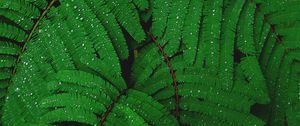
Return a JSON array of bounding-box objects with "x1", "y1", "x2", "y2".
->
[{"x1": 269, "y1": 24, "x2": 283, "y2": 44}]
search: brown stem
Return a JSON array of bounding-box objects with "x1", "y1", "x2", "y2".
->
[
  {"x1": 149, "y1": 34, "x2": 180, "y2": 121},
  {"x1": 98, "y1": 89, "x2": 127, "y2": 126},
  {"x1": 269, "y1": 25, "x2": 282, "y2": 43}
]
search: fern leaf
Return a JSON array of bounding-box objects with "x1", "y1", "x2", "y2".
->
[
  {"x1": 253, "y1": 6, "x2": 264, "y2": 54},
  {"x1": 40, "y1": 93, "x2": 107, "y2": 115},
  {"x1": 239, "y1": 56, "x2": 270, "y2": 103},
  {"x1": 198, "y1": 0, "x2": 223, "y2": 75},
  {"x1": 104, "y1": 103, "x2": 148, "y2": 126},
  {"x1": 219, "y1": 0, "x2": 245, "y2": 90},
  {"x1": 53, "y1": 70, "x2": 119, "y2": 98},
  {"x1": 237, "y1": 1, "x2": 257, "y2": 55},
  {"x1": 180, "y1": 97, "x2": 265, "y2": 126},
  {"x1": 159, "y1": 0, "x2": 190, "y2": 55},
  {"x1": 0, "y1": 9, "x2": 33, "y2": 30},
  {"x1": 1, "y1": 0, "x2": 299, "y2": 125},
  {"x1": 25, "y1": 0, "x2": 48, "y2": 9},
  {"x1": 132, "y1": 0, "x2": 149, "y2": 11},
  {"x1": 41, "y1": 107, "x2": 99, "y2": 125},
  {"x1": 0, "y1": 22, "x2": 26, "y2": 42},
  {"x1": 151, "y1": 0, "x2": 172, "y2": 38},
  {"x1": 182, "y1": 0, "x2": 204, "y2": 65},
  {"x1": 0, "y1": 41, "x2": 20, "y2": 55},
  {"x1": 105, "y1": 0, "x2": 146, "y2": 42},
  {"x1": 84, "y1": 0, "x2": 129, "y2": 59},
  {"x1": 0, "y1": 0, "x2": 40, "y2": 18},
  {"x1": 0, "y1": 56, "x2": 15, "y2": 68}
]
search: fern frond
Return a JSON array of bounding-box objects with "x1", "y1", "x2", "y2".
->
[
  {"x1": 180, "y1": 97, "x2": 265, "y2": 126},
  {"x1": 25, "y1": 0, "x2": 48, "y2": 9},
  {"x1": 104, "y1": 0, "x2": 146, "y2": 42},
  {"x1": 1, "y1": 0, "x2": 299, "y2": 125},
  {"x1": 132, "y1": 1, "x2": 271, "y2": 125},
  {"x1": 132, "y1": 0, "x2": 149, "y2": 11},
  {"x1": 1, "y1": 1, "x2": 178, "y2": 125},
  {"x1": 237, "y1": 1, "x2": 257, "y2": 55},
  {"x1": 151, "y1": 0, "x2": 172, "y2": 38},
  {"x1": 0, "y1": 1, "x2": 48, "y2": 120},
  {"x1": 84, "y1": 0, "x2": 129, "y2": 59},
  {"x1": 257, "y1": 1, "x2": 300, "y2": 125},
  {"x1": 198, "y1": 0, "x2": 223, "y2": 75},
  {"x1": 182, "y1": 0, "x2": 204, "y2": 65},
  {"x1": 219, "y1": 0, "x2": 245, "y2": 90},
  {"x1": 0, "y1": 41, "x2": 20, "y2": 55},
  {"x1": 0, "y1": 9, "x2": 34, "y2": 30},
  {"x1": 0, "y1": 0, "x2": 40, "y2": 18},
  {"x1": 41, "y1": 107, "x2": 99, "y2": 125},
  {"x1": 0, "y1": 22, "x2": 26, "y2": 42},
  {"x1": 239, "y1": 56, "x2": 269, "y2": 103},
  {"x1": 159, "y1": 0, "x2": 190, "y2": 55}
]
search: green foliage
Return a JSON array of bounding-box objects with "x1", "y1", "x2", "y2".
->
[{"x1": 0, "y1": 0, "x2": 299, "y2": 126}]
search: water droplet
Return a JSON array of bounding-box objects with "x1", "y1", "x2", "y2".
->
[{"x1": 15, "y1": 88, "x2": 20, "y2": 92}]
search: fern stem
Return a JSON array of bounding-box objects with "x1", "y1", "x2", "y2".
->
[
  {"x1": 269, "y1": 23, "x2": 282, "y2": 44},
  {"x1": 149, "y1": 34, "x2": 180, "y2": 121},
  {"x1": 11, "y1": 0, "x2": 58, "y2": 76},
  {"x1": 98, "y1": 89, "x2": 127, "y2": 126}
]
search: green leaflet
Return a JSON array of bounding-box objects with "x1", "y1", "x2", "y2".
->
[
  {"x1": 49, "y1": 1, "x2": 126, "y2": 90},
  {"x1": 182, "y1": 0, "x2": 204, "y2": 65},
  {"x1": 117, "y1": 91, "x2": 177, "y2": 126},
  {"x1": 199, "y1": 0, "x2": 223, "y2": 75},
  {"x1": 132, "y1": 0, "x2": 149, "y2": 11},
  {"x1": 131, "y1": 44, "x2": 164, "y2": 83},
  {"x1": 0, "y1": 1, "x2": 43, "y2": 116},
  {"x1": 180, "y1": 111, "x2": 226, "y2": 126},
  {"x1": 0, "y1": 0, "x2": 40, "y2": 18},
  {"x1": 25, "y1": 0, "x2": 48, "y2": 9},
  {"x1": 267, "y1": 9, "x2": 300, "y2": 25},
  {"x1": 254, "y1": 7, "x2": 265, "y2": 54},
  {"x1": 0, "y1": 41, "x2": 20, "y2": 55},
  {"x1": 52, "y1": 70, "x2": 119, "y2": 98},
  {"x1": 0, "y1": 9, "x2": 33, "y2": 30},
  {"x1": 0, "y1": 56, "x2": 15, "y2": 68},
  {"x1": 0, "y1": 22, "x2": 26, "y2": 42},
  {"x1": 36, "y1": 20, "x2": 75, "y2": 71},
  {"x1": 239, "y1": 56, "x2": 269, "y2": 103},
  {"x1": 65, "y1": 0, "x2": 122, "y2": 72},
  {"x1": 151, "y1": 0, "x2": 172, "y2": 38},
  {"x1": 219, "y1": 0, "x2": 245, "y2": 90},
  {"x1": 259, "y1": 32, "x2": 275, "y2": 69},
  {"x1": 104, "y1": 0, "x2": 146, "y2": 42},
  {"x1": 159, "y1": 0, "x2": 190, "y2": 55},
  {"x1": 40, "y1": 93, "x2": 107, "y2": 115},
  {"x1": 237, "y1": 1, "x2": 257, "y2": 55},
  {"x1": 258, "y1": 23, "x2": 271, "y2": 58},
  {"x1": 180, "y1": 98, "x2": 265, "y2": 126},
  {"x1": 0, "y1": 72, "x2": 10, "y2": 81},
  {"x1": 41, "y1": 107, "x2": 99, "y2": 125},
  {"x1": 104, "y1": 103, "x2": 148, "y2": 126},
  {"x1": 84, "y1": 0, "x2": 129, "y2": 59}
]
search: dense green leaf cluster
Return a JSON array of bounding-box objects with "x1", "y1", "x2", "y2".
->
[{"x1": 0, "y1": 0, "x2": 299, "y2": 126}]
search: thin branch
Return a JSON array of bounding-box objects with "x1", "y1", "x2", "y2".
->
[
  {"x1": 11, "y1": 0, "x2": 58, "y2": 76},
  {"x1": 98, "y1": 89, "x2": 127, "y2": 126},
  {"x1": 149, "y1": 33, "x2": 180, "y2": 121}
]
